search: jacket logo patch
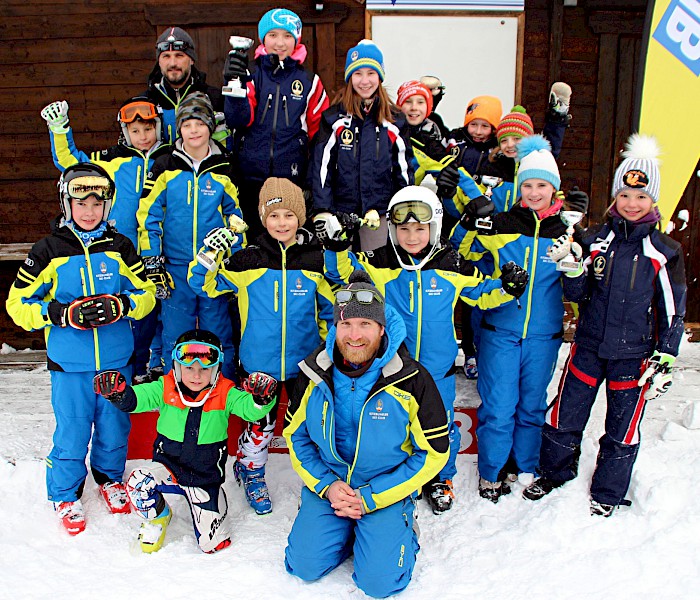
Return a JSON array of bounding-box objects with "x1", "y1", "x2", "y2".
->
[
  {"x1": 340, "y1": 128, "x2": 354, "y2": 147},
  {"x1": 593, "y1": 255, "x2": 606, "y2": 278},
  {"x1": 96, "y1": 261, "x2": 113, "y2": 282},
  {"x1": 622, "y1": 169, "x2": 649, "y2": 188},
  {"x1": 426, "y1": 277, "x2": 443, "y2": 296},
  {"x1": 291, "y1": 80, "x2": 304, "y2": 97},
  {"x1": 369, "y1": 397, "x2": 388, "y2": 421},
  {"x1": 450, "y1": 146, "x2": 460, "y2": 157},
  {"x1": 291, "y1": 277, "x2": 309, "y2": 297},
  {"x1": 24, "y1": 257, "x2": 34, "y2": 267},
  {"x1": 201, "y1": 178, "x2": 217, "y2": 196},
  {"x1": 430, "y1": 277, "x2": 437, "y2": 289},
  {"x1": 291, "y1": 163, "x2": 299, "y2": 177}
]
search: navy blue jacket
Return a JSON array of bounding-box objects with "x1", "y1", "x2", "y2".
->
[{"x1": 564, "y1": 217, "x2": 686, "y2": 359}]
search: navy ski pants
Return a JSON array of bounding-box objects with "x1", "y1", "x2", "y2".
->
[{"x1": 541, "y1": 343, "x2": 648, "y2": 506}]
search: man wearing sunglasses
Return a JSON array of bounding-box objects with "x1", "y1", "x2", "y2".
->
[
  {"x1": 145, "y1": 27, "x2": 224, "y2": 144},
  {"x1": 284, "y1": 270, "x2": 449, "y2": 598}
]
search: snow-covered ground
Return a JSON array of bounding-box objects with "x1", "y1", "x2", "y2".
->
[{"x1": 1, "y1": 339, "x2": 699, "y2": 600}]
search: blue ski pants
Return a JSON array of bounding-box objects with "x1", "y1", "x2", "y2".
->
[{"x1": 434, "y1": 374, "x2": 459, "y2": 481}]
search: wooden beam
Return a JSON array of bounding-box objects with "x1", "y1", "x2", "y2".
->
[
  {"x1": 315, "y1": 23, "x2": 336, "y2": 92},
  {"x1": 548, "y1": 0, "x2": 563, "y2": 86}
]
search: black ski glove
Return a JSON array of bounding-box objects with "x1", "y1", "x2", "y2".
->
[
  {"x1": 565, "y1": 186, "x2": 589, "y2": 214},
  {"x1": 93, "y1": 370, "x2": 128, "y2": 402},
  {"x1": 459, "y1": 195, "x2": 495, "y2": 230},
  {"x1": 243, "y1": 372, "x2": 278, "y2": 406},
  {"x1": 436, "y1": 163, "x2": 460, "y2": 200},
  {"x1": 223, "y1": 51, "x2": 249, "y2": 82},
  {"x1": 500, "y1": 261, "x2": 529, "y2": 299}
]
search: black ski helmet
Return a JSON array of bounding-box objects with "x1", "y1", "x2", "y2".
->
[{"x1": 58, "y1": 163, "x2": 115, "y2": 222}]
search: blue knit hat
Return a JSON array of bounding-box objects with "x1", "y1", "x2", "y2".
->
[
  {"x1": 517, "y1": 134, "x2": 561, "y2": 192},
  {"x1": 258, "y1": 8, "x2": 302, "y2": 44},
  {"x1": 344, "y1": 40, "x2": 385, "y2": 82}
]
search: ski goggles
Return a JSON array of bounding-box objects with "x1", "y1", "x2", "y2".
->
[
  {"x1": 172, "y1": 342, "x2": 222, "y2": 368},
  {"x1": 156, "y1": 40, "x2": 193, "y2": 53},
  {"x1": 65, "y1": 176, "x2": 114, "y2": 201},
  {"x1": 119, "y1": 101, "x2": 159, "y2": 124},
  {"x1": 419, "y1": 76, "x2": 446, "y2": 94},
  {"x1": 388, "y1": 200, "x2": 433, "y2": 225},
  {"x1": 335, "y1": 289, "x2": 384, "y2": 305}
]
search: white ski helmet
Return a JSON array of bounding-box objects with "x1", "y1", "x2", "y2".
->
[
  {"x1": 117, "y1": 96, "x2": 162, "y2": 148},
  {"x1": 58, "y1": 163, "x2": 115, "y2": 223},
  {"x1": 386, "y1": 185, "x2": 443, "y2": 271}
]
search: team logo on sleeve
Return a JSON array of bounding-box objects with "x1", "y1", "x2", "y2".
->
[
  {"x1": 622, "y1": 169, "x2": 649, "y2": 188},
  {"x1": 291, "y1": 80, "x2": 303, "y2": 97}
]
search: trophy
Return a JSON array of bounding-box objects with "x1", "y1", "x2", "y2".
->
[
  {"x1": 556, "y1": 210, "x2": 584, "y2": 272},
  {"x1": 475, "y1": 175, "x2": 501, "y2": 231},
  {"x1": 197, "y1": 214, "x2": 249, "y2": 271},
  {"x1": 222, "y1": 36, "x2": 254, "y2": 98}
]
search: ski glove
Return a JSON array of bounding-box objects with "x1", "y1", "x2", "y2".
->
[
  {"x1": 212, "y1": 111, "x2": 230, "y2": 144},
  {"x1": 93, "y1": 370, "x2": 128, "y2": 402},
  {"x1": 459, "y1": 195, "x2": 495, "y2": 231},
  {"x1": 49, "y1": 294, "x2": 129, "y2": 329},
  {"x1": 548, "y1": 234, "x2": 583, "y2": 263},
  {"x1": 436, "y1": 162, "x2": 460, "y2": 200},
  {"x1": 313, "y1": 212, "x2": 352, "y2": 251},
  {"x1": 639, "y1": 351, "x2": 675, "y2": 400},
  {"x1": 548, "y1": 82, "x2": 572, "y2": 117},
  {"x1": 41, "y1": 100, "x2": 70, "y2": 134},
  {"x1": 204, "y1": 227, "x2": 238, "y2": 252},
  {"x1": 499, "y1": 261, "x2": 529, "y2": 299},
  {"x1": 566, "y1": 186, "x2": 589, "y2": 214},
  {"x1": 223, "y1": 51, "x2": 249, "y2": 82},
  {"x1": 143, "y1": 256, "x2": 173, "y2": 300},
  {"x1": 243, "y1": 372, "x2": 278, "y2": 406}
]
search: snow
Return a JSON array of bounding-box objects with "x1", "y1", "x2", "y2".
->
[{"x1": 1, "y1": 340, "x2": 699, "y2": 599}]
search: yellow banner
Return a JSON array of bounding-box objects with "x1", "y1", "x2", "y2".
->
[{"x1": 638, "y1": 0, "x2": 700, "y2": 229}]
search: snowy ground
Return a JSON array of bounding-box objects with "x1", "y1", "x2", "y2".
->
[{"x1": 1, "y1": 339, "x2": 699, "y2": 600}]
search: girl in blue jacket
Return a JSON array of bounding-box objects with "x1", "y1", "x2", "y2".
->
[{"x1": 524, "y1": 134, "x2": 687, "y2": 517}]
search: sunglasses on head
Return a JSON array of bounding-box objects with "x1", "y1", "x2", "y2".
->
[
  {"x1": 157, "y1": 40, "x2": 192, "y2": 53},
  {"x1": 119, "y1": 101, "x2": 158, "y2": 124},
  {"x1": 172, "y1": 342, "x2": 222, "y2": 368},
  {"x1": 335, "y1": 289, "x2": 384, "y2": 305},
  {"x1": 66, "y1": 176, "x2": 113, "y2": 201},
  {"x1": 388, "y1": 200, "x2": 433, "y2": 225}
]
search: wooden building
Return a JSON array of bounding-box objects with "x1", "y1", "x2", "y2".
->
[{"x1": 1, "y1": 0, "x2": 697, "y2": 347}]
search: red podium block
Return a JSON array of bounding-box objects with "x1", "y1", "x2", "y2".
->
[{"x1": 454, "y1": 406, "x2": 478, "y2": 454}]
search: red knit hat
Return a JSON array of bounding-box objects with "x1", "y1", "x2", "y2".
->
[
  {"x1": 496, "y1": 106, "x2": 534, "y2": 143},
  {"x1": 397, "y1": 80, "x2": 433, "y2": 115}
]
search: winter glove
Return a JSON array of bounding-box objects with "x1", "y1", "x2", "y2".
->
[
  {"x1": 203, "y1": 227, "x2": 238, "y2": 252},
  {"x1": 565, "y1": 186, "x2": 589, "y2": 214},
  {"x1": 548, "y1": 234, "x2": 583, "y2": 263},
  {"x1": 436, "y1": 162, "x2": 460, "y2": 200},
  {"x1": 459, "y1": 195, "x2": 495, "y2": 230},
  {"x1": 41, "y1": 100, "x2": 70, "y2": 134},
  {"x1": 243, "y1": 372, "x2": 278, "y2": 406},
  {"x1": 212, "y1": 111, "x2": 230, "y2": 144},
  {"x1": 313, "y1": 212, "x2": 352, "y2": 251},
  {"x1": 143, "y1": 256, "x2": 173, "y2": 300},
  {"x1": 549, "y1": 82, "x2": 572, "y2": 116},
  {"x1": 499, "y1": 261, "x2": 529, "y2": 299},
  {"x1": 93, "y1": 370, "x2": 127, "y2": 402},
  {"x1": 361, "y1": 210, "x2": 381, "y2": 231},
  {"x1": 639, "y1": 351, "x2": 675, "y2": 400},
  {"x1": 47, "y1": 300, "x2": 70, "y2": 328},
  {"x1": 223, "y1": 51, "x2": 249, "y2": 82},
  {"x1": 55, "y1": 294, "x2": 128, "y2": 330}
]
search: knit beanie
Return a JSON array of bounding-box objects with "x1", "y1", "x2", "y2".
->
[
  {"x1": 611, "y1": 134, "x2": 661, "y2": 203},
  {"x1": 333, "y1": 270, "x2": 386, "y2": 327},
  {"x1": 463, "y1": 95, "x2": 503, "y2": 129},
  {"x1": 497, "y1": 106, "x2": 534, "y2": 143},
  {"x1": 176, "y1": 92, "x2": 215, "y2": 134},
  {"x1": 517, "y1": 134, "x2": 561, "y2": 191},
  {"x1": 397, "y1": 81, "x2": 433, "y2": 115},
  {"x1": 156, "y1": 27, "x2": 197, "y2": 62},
  {"x1": 344, "y1": 40, "x2": 385, "y2": 82},
  {"x1": 258, "y1": 177, "x2": 306, "y2": 227},
  {"x1": 258, "y1": 8, "x2": 303, "y2": 44}
]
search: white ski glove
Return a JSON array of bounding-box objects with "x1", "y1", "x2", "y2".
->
[
  {"x1": 639, "y1": 351, "x2": 675, "y2": 400},
  {"x1": 203, "y1": 227, "x2": 238, "y2": 252},
  {"x1": 41, "y1": 101, "x2": 70, "y2": 134},
  {"x1": 548, "y1": 234, "x2": 582, "y2": 263},
  {"x1": 549, "y1": 82, "x2": 572, "y2": 116},
  {"x1": 313, "y1": 212, "x2": 344, "y2": 243}
]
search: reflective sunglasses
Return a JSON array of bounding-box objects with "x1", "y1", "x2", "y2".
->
[
  {"x1": 119, "y1": 101, "x2": 158, "y2": 124},
  {"x1": 66, "y1": 176, "x2": 114, "y2": 201},
  {"x1": 335, "y1": 289, "x2": 384, "y2": 305},
  {"x1": 388, "y1": 200, "x2": 434, "y2": 225},
  {"x1": 419, "y1": 75, "x2": 446, "y2": 94},
  {"x1": 157, "y1": 40, "x2": 193, "y2": 53},
  {"x1": 172, "y1": 342, "x2": 222, "y2": 368}
]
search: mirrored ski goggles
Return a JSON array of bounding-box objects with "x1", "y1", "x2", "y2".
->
[
  {"x1": 335, "y1": 289, "x2": 384, "y2": 305},
  {"x1": 388, "y1": 200, "x2": 433, "y2": 225},
  {"x1": 66, "y1": 176, "x2": 114, "y2": 201},
  {"x1": 419, "y1": 76, "x2": 446, "y2": 94},
  {"x1": 156, "y1": 40, "x2": 193, "y2": 53},
  {"x1": 172, "y1": 342, "x2": 222, "y2": 368},
  {"x1": 119, "y1": 101, "x2": 158, "y2": 124}
]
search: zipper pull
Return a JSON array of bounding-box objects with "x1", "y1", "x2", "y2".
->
[{"x1": 267, "y1": 93, "x2": 273, "y2": 108}]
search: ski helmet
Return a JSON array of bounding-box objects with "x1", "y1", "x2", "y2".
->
[
  {"x1": 386, "y1": 186, "x2": 443, "y2": 271},
  {"x1": 171, "y1": 329, "x2": 224, "y2": 406},
  {"x1": 176, "y1": 92, "x2": 215, "y2": 134},
  {"x1": 117, "y1": 96, "x2": 162, "y2": 148},
  {"x1": 58, "y1": 163, "x2": 115, "y2": 223}
]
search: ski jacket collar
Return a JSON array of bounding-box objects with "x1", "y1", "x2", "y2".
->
[{"x1": 254, "y1": 43, "x2": 308, "y2": 65}]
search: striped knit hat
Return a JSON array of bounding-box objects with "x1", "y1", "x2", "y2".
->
[
  {"x1": 344, "y1": 40, "x2": 385, "y2": 82},
  {"x1": 497, "y1": 106, "x2": 534, "y2": 143},
  {"x1": 611, "y1": 134, "x2": 661, "y2": 203},
  {"x1": 397, "y1": 81, "x2": 433, "y2": 115},
  {"x1": 463, "y1": 95, "x2": 502, "y2": 129}
]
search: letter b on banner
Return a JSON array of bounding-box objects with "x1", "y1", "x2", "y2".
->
[{"x1": 653, "y1": 0, "x2": 700, "y2": 75}]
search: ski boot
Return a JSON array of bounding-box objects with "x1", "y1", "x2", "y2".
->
[
  {"x1": 478, "y1": 478, "x2": 511, "y2": 504},
  {"x1": 99, "y1": 481, "x2": 131, "y2": 514},
  {"x1": 590, "y1": 500, "x2": 615, "y2": 518},
  {"x1": 54, "y1": 500, "x2": 86, "y2": 536},
  {"x1": 138, "y1": 503, "x2": 172, "y2": 553},
  {"x1": 463, "y1": 356, "x2": 478, "y2": 380},
  {"x1": 522, "y1": 477, "x2": 564, "y2": 501},
  {"x1": 233, "y1": 461, "x2": 272, "y2": 515},
  {"x1": 206, "y1": 539, "x2": 232, "y2": 554},
  {"x1": 425, "y1": 479, "x2": 455, "y2": 514}
]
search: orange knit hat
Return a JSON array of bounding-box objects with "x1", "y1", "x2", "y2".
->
[{"x1": 463, "y1": 95, "x2": 503, "y2": 129}]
